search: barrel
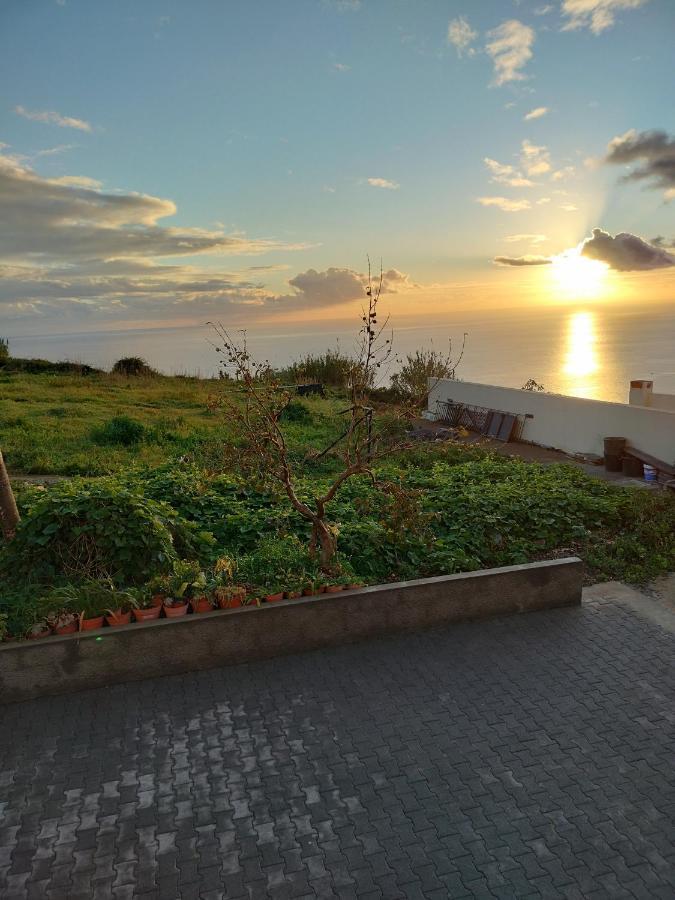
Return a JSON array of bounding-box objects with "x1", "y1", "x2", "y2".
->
[
  {"x1": 603, "y1": 436, "x2": 626, "y2": 456},
  {"x1": 604, "y1": 455, "x2": 623, "y2": 472},
  {"x1": 622, "y1": 456, "x2": 643, "y2": 478}
]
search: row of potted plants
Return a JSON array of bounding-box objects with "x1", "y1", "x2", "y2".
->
[{"x1": 23, "y1": 558, "x2": 365, "y2": 640}]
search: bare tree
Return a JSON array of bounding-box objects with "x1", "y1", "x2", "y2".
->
[{"x1": 207, "y1": 262, "x2": 418, "y2": 571}]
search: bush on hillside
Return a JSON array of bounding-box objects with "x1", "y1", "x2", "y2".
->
[
  {"x1": 278, "y1": 349, "x2": 367, "y2": 389},
  {"x1": 112, "y1": 356, "x2": 157, "y2": 377},
  {"x1": 0, "y1": 478, "x2": 214, "y2": 585},
  {"x1": 390, "y1": 348, "x2": 461, "y2": 402},
  {"x1": 92, "y1": 415, "x2": 146, "y2": 446},
  {"x1": 0, "y1": 356, "x2": 101, "y2": 374}
]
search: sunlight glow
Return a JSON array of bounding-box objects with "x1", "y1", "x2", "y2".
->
[
  {"x1": 550, "y1": 251, "x2": 609, "y2": 300},
  {"x1": 561, "y1": 310, "x2": 600, "y2": 399}
]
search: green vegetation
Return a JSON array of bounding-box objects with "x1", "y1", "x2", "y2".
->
[
  {"x1": 0, "y1": 370, "x2": 351, "y2": 474},
  {"x1": 1, "y1": 364, "x2": 673, "y2": 640}
]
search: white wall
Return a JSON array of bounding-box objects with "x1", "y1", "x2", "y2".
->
[{"x1": 429, "y1": 379, "x2": 675, "y2": 464}]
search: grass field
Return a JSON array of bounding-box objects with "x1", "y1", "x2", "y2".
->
[{"x1": 0, "y1": 371, "x2": 347, "y2": 475}]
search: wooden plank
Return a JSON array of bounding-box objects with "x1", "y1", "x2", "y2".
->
[{"x1": 625, "y1": 445, "x2": 675, "y2": 477}]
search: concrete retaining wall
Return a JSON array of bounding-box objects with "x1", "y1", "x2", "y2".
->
[
  {"x1": 0, "y1": 558, "x2": 583, "y2": 704},
  {"x1": 429, "y1": 378, "x2": 675, "y2": 463}
]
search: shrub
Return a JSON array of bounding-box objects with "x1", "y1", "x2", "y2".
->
[
  {"x1": 278, "y1": 348, "x2": 361, "y2": 389},
  {"x1": 390, "y1": 347, "x2": 461, "y2": 401},
  {"x1": 0, "y1": 478, "x2": 214, "y2": 586},
  {"x1": 0, "y1": 338, "x2": 8, "y2": 362},
  {"x1": 280, "y1": 400, "x2": 312, "y2": 424},
  {"x1": 92, "y1": 415, "x2": 146, "y2": 446},
  {"x1": 112, "y1": 356, "x2": 157, "y2": 377},
  {"x1": 0, "y1": 356, "x2": 101, "y2": 374}
]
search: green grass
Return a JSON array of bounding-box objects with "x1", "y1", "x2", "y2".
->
[{"x1": 0, "y1": 371, "x2": 348, "y2": 475}]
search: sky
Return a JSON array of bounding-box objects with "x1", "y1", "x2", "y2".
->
[{"x1": 1, "y1": 0, "x2": 674, "y2": 339}]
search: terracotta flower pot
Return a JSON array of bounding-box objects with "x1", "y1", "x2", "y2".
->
[
  {"x1": 302, "y1": 587, "x2": 316, "y2": 596},
  {"x1": 284, "y1": 591, "x2": 301, "y2": 600},
  {"x1": 55, "y1": 621, "x2": 78, "y2": 635},
  {"x1": 265, "y1": 592, "x2": 284, "y2": 602},
  {"x1": 163, "y1": 601, "x2": 188, "y2": 618},
  {"x1": 151, "y1": 594, "x2": 165, "y2": 607},
  {"x1": 325, "y1": 585, "x2": 344, "y2": 594},
  {"x1": 346, "y1": 583, "x2": 365, "y2": 591},
  {"x1": 218, "y1": 596, "x2": 242, "y2": 609},
  {"x1": 133, "y1": 606, "x2": 162, "y2": 622},
  {"x1": 80, "y1": 615, "x2": 105, "y2": 632},
  {"x1": 191, "y1": 596, "x2": 213, "y2": 614},
  {"x1": 28, "y1": 626, "x2": 52, "y2": 640},
  {"x1": 106, "y1": 610, "x2": 131, "y2": 627}
]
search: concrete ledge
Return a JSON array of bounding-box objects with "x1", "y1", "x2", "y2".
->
[{"x1": 0, "y1": 558, "x2": 582, "y2": 704}]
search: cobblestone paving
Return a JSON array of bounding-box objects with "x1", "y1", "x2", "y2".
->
[{"x1": 1, "y1": 599, "x2": 674, "y2": 899}]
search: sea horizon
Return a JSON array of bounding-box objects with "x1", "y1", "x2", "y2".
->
[{"x1": 5, "y1": 300, "x2": 675, "y2": 406}]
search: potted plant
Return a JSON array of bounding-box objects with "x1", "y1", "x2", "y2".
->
[
  {"x1": 147, "y1": 574, "x2": 172, "y2": 608},
  {"x1": 162, "y1": 596, "x2": 189, "y2": 617},
  {"x1": 51, "y1": 610, "x2": 79, "y2": 634},
  {"x1": 165, "y1": 560, "x2": 211, "y2": 613},
  {"x1": 105, "y1": 587, "x2": 138, "y2": 628},
  {"x1": 129, "y1": 583, "x2": 161, "y2": 622},
  {"x1": 213, "y1": 585, "x2": 247, "y2": 609},
  {"x1": 27, "y1": 619, "x2": 52, "y2": 640}
]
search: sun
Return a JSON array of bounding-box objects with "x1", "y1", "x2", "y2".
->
[{"x1": 550, "y1": 251, "x2": 609, "y2": 300}]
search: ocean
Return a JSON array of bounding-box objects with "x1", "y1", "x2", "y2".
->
[{"x1": 6, "y1": 302, "x2": 675, "y2": 405}]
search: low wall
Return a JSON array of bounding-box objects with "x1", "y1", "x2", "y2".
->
[
  {"x1": 0, "y1": 558, "x2": 582, "y2": 704},
  {"x1": 429, "y1": 379, "x2": 675, "y2": 463}
]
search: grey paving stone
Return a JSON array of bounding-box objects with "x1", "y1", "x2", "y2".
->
[{"x1": 0, "y1": 599, "x2": 674, "y2": 898}]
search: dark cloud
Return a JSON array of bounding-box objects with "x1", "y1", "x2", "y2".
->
[
  {"x1": 650, "y1": 236, "x2": 675, "y2": 249},
  {"x1": 605, "y1": 129, "x2": 675, "y2": 196},
  {"x1": 269, "y1": 266, "x2": 414, "y2": 309},
  {"x1": 493, "y1": 255, "x2": 552, "y2": 267},
  {"x1": 580, "y1": 228, "x2": 675, "y2": 271},
  {"x1": 0, "y1": 150, "x2": 308, "y2": 263}
]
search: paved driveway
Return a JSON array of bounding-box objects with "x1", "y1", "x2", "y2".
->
[{"x1": 1, "y1": 596, "x2": 674, "y2": 899}]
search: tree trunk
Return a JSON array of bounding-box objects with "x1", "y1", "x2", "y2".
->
[
  {"x1": 0, "y1": 450, "x2": 20, "y2": 540},
  {"x1": 312, "y1": 519, "x2": 337, "y2": 571}
]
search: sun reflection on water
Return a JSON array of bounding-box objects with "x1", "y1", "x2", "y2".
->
[{"x1": 561, "y1": 311, "x2": 600, "y2": 399}]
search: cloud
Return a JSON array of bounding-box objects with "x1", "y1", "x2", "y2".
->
[
  {"x1": 650, "y1": 236, "x2": 675, "y2": 249},
  {"x1": 484, "y1": 158, "x2": 534, "y2": 188},
  {"x1": 551, "y1": 165, "x2": 576, "y2": 181},
  {"x1": 604, "y1": 128, "x2": 675, "y2": 198},
  {"x1": 534, "y1": 4, "x2": 554, "y2": 13},
  {"x1": 268, "y1": 266, "x2": 413, "y2": 310},
  {"x1": 493, "y1": 255, "x2": 552, "y2": 266},
  {"x1": 520, "y1": 139, "x2": 551, "y2": 175},
  {"x1": 560, "y1": 203, "x2": 579, "y2": 211},
  {"x1": 504, "y1": 233, "x2": 548, "y2": 243},
  {"x1": 524, "y1": 106, "x2": 548, "y2": 121},
  {"x1": 580, "y1": 227, "x2": 674, "y2": 270},
  {"x1": 536, "y1": 196, "x2": 551, "y2": 204},
  {"x1": 561, "y1": 0, "x2": 650, "y2": 35},
  {"x1": 367, "y1": 177, "x2": 399, "y2": 190},
  {"x1": 485, "y1": 20, "x2": 534, "y2": 86},
  {"x1": 447, "y1": 16, "x2": 478, "y2": 57},
  {"x1": 477, "y1": 196, "x2": 531, "y2": 212},
  {"x1": 0, "y1": 149, "x2": 308, "y2": 263},
  {"x1": 15, "y1": 105, "x2": 92, "y2": 132},
  {"x1": 333, "y1": 62, "x2": 350, "y2": 71}
]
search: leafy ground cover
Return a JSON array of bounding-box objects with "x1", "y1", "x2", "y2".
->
[
  {"x1": 1, "y1": 370, "x2": 673, "y2": 641},
  {"x1": 2, "y1": 450, "x2": 673, "y2": 640}
]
